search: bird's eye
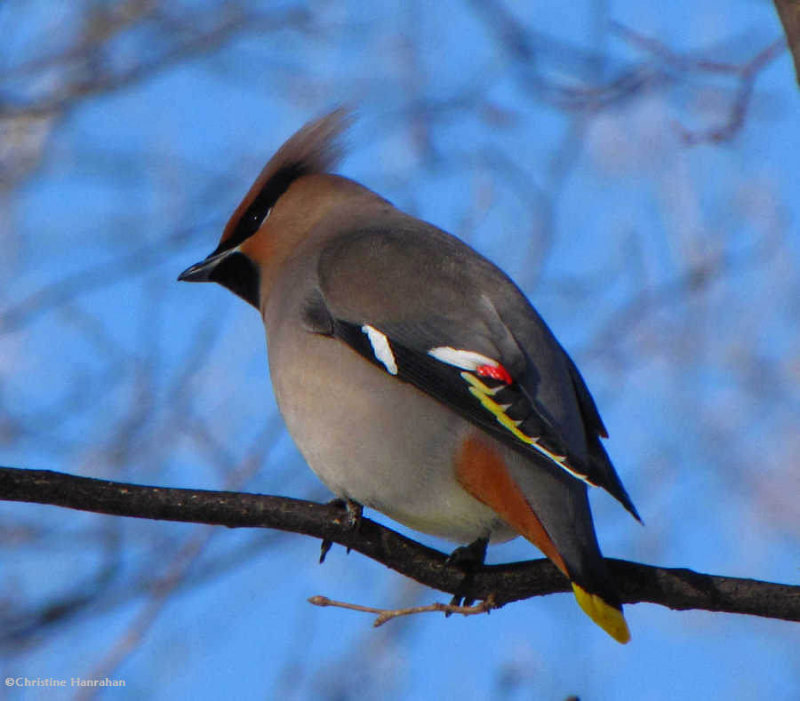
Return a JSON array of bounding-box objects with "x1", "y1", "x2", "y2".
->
[{"x1": 248, "y1": 207, "x2": 271, "y2": 230}]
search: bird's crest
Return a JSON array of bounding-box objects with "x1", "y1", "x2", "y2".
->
[{"x1": 215, "y1": 108, "x2": 351, "y2": 254}]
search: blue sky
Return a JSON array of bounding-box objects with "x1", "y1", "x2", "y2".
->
[{"x1": 1, "y1": 0, "x2": 799, "y2": 698}]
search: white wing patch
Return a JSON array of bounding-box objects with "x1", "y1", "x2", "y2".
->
[
  {"x1": 428, "y1": 346, "x2": 499, "y2": 372},
  {"x1": 362, "y1": 325, "x2": 398, "y2": 375}
]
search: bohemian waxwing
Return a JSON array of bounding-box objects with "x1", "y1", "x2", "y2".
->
[{"x1": 179, "y1": 109, "x2": 640, "y2": 643}]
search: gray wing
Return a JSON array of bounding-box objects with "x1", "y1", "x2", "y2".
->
[{"x1": 309, "y1": 219, "x2": 639, "y2": 520}]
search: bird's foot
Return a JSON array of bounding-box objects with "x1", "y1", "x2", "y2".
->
[
  {"x1": 337, "y1": 498, "x2": 364, "y2": 531},
  {"x1": 447, "y1": 536, "x2": 488, "y2": 569},
  {"x1": 446, "y1": 536, "x2": 488, "y2": 609},
  {"x1": 320, "y1": 498, "x2": 364, "y2": 563}
]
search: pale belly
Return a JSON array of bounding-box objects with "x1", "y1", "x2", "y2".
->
[{"x1": 268, "y1": 328, "x2": 514, "y2": 544}]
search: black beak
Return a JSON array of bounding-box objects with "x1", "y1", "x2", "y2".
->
[
  {"x1": 177, "y1": 250, "x2": 231, "y2": 282},
  {"x1": 177, "y1": 248, "x2": 261, "y2": 309}
]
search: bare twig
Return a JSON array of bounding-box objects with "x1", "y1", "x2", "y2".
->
[{"x1": 308, "y1": 593, "x2": 499, "y2": 627}]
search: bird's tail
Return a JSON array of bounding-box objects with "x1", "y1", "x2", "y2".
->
[
  {"x1": 453, "y1": 434, "x2": 631, "y2": 643},
  {"x1": 511, "y1": 463, "x2": 632, "y2": 644},
  {"x1": 570, "y1": 582, "x2": 630, "y2": 644}
]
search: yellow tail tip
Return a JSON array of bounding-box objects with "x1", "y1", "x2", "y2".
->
[{"x1": 571, "y1": 583, "x2": 631, "y2": 644}]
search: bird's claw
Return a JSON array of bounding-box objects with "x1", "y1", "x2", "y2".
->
[
  {"x1": 445, "y1": 536, "x2": 488, "y2": 614},
  {"x1": 320, "y1": 498, "x2": 364, "y2": 563}
]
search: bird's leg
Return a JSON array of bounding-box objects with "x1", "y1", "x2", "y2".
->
[
  {"x1": 320, "y1": 497, "x2": 364, "y2": 563},
  {"x1": 446, "y1": 536, "x2": 488, "y2": 608}
]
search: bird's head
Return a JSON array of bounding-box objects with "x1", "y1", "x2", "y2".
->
[{"x1": 178, "y1": 108, "x2": 353, "y2": 308}]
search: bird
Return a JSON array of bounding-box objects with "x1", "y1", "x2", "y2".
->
[{"x1": 178, "y1": 109, "x2": 640, "y2": 643}]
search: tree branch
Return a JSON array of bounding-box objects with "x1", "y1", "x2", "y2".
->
[
  {"x1": 774, "y1": 0, "x2": 800, "y2": 86},
  {"x1": 2, "y1": 466, "x2": 799, "y2": 623}
]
